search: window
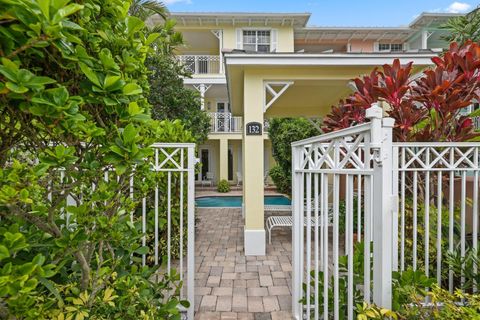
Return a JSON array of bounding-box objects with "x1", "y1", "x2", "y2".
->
[
  {"x1": 378, "y1": 43, "x2": 403, "y2": 52},
  {"x1": 243, "y1": 30, "x2": 271, "y2": 52}
]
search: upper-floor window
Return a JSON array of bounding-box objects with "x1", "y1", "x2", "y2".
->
[
  {"x1": 378, "y1": 43, "x2": 403, "y2": 52},
  {"x1": 243, "y1": 30, "x2": 271, "y2": 52}
]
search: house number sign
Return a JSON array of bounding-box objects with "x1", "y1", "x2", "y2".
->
[{"x1": 246, "y1": 122, "x2": 262, "y2": 135}]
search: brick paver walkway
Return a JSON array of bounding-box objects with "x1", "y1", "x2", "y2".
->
[{"x1": 194, "y1": 207, "x2": 293, "y2": 320}]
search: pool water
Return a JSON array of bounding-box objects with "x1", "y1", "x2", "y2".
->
[{"x1": 195, "y1": 195, "x2": 291, "y2": 208}]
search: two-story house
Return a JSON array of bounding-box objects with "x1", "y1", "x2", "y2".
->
[{"x1": 151, "y1": 11, "x2": 462, "y2": 255}]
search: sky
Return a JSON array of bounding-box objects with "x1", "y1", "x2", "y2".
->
[{"x1": 163, "y1": 0, "x2": 479, "y2": 27}]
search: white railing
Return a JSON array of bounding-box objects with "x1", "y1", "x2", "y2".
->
[
  {"x1": 209, "y1": 112, "x2": 243, "y2": 133},
  {"x1": 291, "y1": 104, "x2": 480, "y2": 319},
  {"x1": 178, "y1": 55, "x2": 222, "y2": 74}
]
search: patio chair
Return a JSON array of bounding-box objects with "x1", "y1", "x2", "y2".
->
[
  {"x1": 236, "y1": 172, "x2": 242, "y2": 186},
  {"x1": 265, "y1": 205, "x2": 333, "y2": 244},
  {"x1": 201, "y1": 172, "x2": 214, "y2": 187}
]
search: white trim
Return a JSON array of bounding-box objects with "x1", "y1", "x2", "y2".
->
[
  {"x1": 244, "y1": 229, "x2": 266, "y2": 255},
  {"x1": 224, "y1": 53, "x2": 437, "y2": 66},
  {"x1": 183, "y1": 77, "x2": 226, "y2": 85}
]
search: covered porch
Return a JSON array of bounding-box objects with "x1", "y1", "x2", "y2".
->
[
  {"x1": 196, "y1": 136, "x2": 275, "y2": 187},
  {"x1": 224, "y1": 51, "x2": 436, "y2": 255}
]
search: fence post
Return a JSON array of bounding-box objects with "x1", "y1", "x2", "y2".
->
[
  {"x1": 292, "y1": 144, "x2": 303, "y2": 319},
  {"x1": 366, "y1": 103, "x2": 394, "y2": 309},
  {"x1": 187, "y1": 145, "x2": 195, "y2": 320}
]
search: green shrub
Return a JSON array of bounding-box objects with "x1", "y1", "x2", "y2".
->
[
  {"x1": 268, "y1": 118, "x2": 320, "y2": 194},
  {"x1": 217, "y1": 179, "x2": 231, "y2": 193},
  {"x1": 269, "y1": 165, "x2": 290, "y2": 194},
  {"x1": 0, "y1": 0, "x2": 192, "y2": 317}
]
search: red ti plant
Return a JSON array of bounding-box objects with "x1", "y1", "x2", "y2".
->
[
  {"x1": 412, "y1": 41, "x2": 480, "y2": 141},
  {"x1": 322, "y1": 41, "x2": 480, "y2": 142}
]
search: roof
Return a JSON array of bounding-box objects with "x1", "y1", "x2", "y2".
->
[
  {"x1": 295, "y1": 27, "x2": 413, "y2": 43},
  {"x1": 164, "y1": 12, "x2": 311, "y2": 28},
  {"x1": 223, "y1": 50, "x2": 438, "y2": 66},
  {"x1": 409, "y1": 12, "x2": 464, "y2": 28}
]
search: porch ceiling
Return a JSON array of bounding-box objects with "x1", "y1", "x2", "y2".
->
[{"x1": 224, "y1": 52, "x2": 436, "y2": 117}]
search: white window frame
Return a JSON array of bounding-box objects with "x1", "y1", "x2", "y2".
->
[
  {"x1": 236, "y1": 28, "x2": 277, "y2": 52},
  {"x1": 378, "y1": 43, "x2": 404, "y2": 52},
  {"x1": 243, "y1": 29, "x2": 271, "y2": 52}
]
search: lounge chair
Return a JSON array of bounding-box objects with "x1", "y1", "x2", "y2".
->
[{"x1": 265, "y1": 206, "x2": 333, "y2": 244}]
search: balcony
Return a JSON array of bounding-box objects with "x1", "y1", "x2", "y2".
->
[
  {"x1": 208, "y1": 113, "x2": 271, "y2": 134},
  {"x1": 178, "y1": 55, "x2": 222, "y2": 75},
  {"x1": 209, "y1": 113, "x2": 242, "y2": 133}
]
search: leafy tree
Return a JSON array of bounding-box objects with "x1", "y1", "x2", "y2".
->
[
  {"x1": 0, "y1": 0, "x2": 192, "y2": 317},
  {"x1": 147, "y1": 53, "x2": 211, "y2": 144},
  {"x1": 129, "y1": 0, "x2": 209, "y2": 143},
  {"x1": 442, "y1": 7, "x2": 480, "y2": 44},
  {"x1": 268, "y1": 118, "x2": 320, "y2": 194}
]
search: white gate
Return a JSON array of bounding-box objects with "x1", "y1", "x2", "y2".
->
[
  {"x1": 291, "y1": 105, "x2": 395, "y2": 320},
  {"x1": 292, "y1": 104, "x2": 480, "y2": 319}
]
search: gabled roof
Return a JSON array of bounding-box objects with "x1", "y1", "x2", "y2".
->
[{"x1": 164, "y1": 12, "x2": 311, "y2": 28}]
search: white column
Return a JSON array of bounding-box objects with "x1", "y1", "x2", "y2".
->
[
  {"x1": 219, "y1": 30, "x2": 224, "y2": 74},
  {"x1": 366, "y1": 104, "x2": 395, "y2": 309}
]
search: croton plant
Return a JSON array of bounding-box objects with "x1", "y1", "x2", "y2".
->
[{"x1": 322, "y1": 41, "x2": 480, "y2": 142}]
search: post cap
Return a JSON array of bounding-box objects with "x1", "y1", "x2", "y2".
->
[{"x1": 365, "y1": 103, "x2": 383, "y2": 120}]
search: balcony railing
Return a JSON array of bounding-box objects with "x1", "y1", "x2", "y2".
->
[
  {"x1": 209, "y1": 113, "x2": 242, "y2": 133},
  {"x1": 178, "y1": 55, "x2": 222, "y2": 75}
]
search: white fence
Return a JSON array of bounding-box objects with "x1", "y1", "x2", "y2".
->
[
  {"x1": 55, "y1": 143, "x2": 196, "y2": 318},
  {"x1": 291, "y1": 104, "x2": 480, "y2": 319},
  {"x1": 178, "y1": 55, "x2": 221, "y2": 74}
]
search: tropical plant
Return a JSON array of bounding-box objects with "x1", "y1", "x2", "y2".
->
[
  {"x1": 147, "y1": 54, "x2": 211, "y2": 144},
  {"x1": 0, "y1": 0, "x2": 191, "y2": 317},
  {"x1": 129, "y1": 0, "x2": 168, "y2": 20},
  {"x1": 268, "y1": 118, "x2": 320, "y2": 194},
  {"x1": 442, "y1": 7, "x2": 480, "y2": 44},
  {"x1": 217, "y1": 179, "x2": 231, "y2": 193},
  {"x1": 322, "y1": 42, "x2": 480, "y2": 143}
]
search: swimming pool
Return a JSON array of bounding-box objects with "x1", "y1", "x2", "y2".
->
[{"x1": 195, "y1": 195, "x2": 291, "y2": 208}]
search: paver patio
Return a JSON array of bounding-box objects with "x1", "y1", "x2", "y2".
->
[{"x1": 194, "y1": 207, "x2": 293, "y2": 320}]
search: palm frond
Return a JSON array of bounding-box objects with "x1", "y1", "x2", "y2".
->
[{"x1": 129, "y1": 0, "x2": 168, "y2": 20}]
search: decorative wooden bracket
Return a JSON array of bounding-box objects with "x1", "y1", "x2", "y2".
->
[{"x1": 264, "y1": 81, "x2": 294, "y2": 112}]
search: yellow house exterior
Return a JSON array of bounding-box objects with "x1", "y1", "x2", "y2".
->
[{"x1": 150, "y1": 11, "x2": 461, "y2": 255}]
